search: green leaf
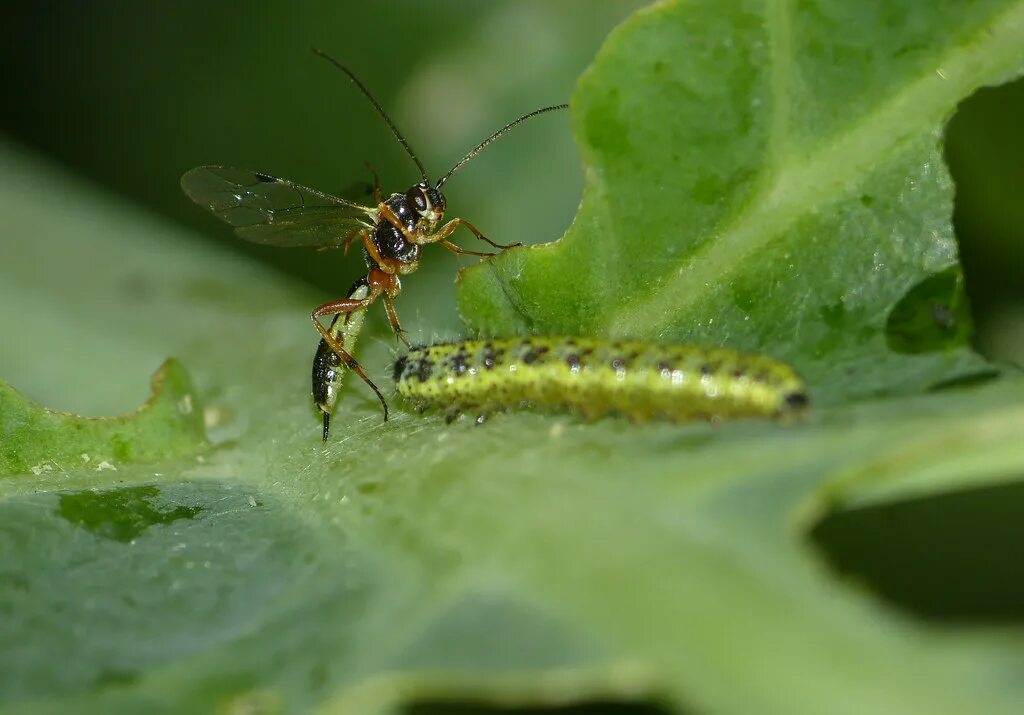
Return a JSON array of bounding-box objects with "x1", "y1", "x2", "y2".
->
[
  {"x1": 2, "y1": 1, "x2": 1024, "y2": 714},
  {"x1": 457, "y1": 0, "x2": 1024, "y2": 405},
  {"x1": 0, "y1": 360, "x2": 206, "y2": 476}
]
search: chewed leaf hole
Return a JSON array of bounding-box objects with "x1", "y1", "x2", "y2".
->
[
  {"x1": 405, "y1": 701, "x2": 673, "y2": 715},
  {"x1": 885, "y1": 267, "x2": 971, "y2": 355},
  {"x1": 0, "y1": 358, "x2": 207, "y2": 475},
  {"x1": 809, "y1": 479, "x2": 1024, "y2": 622}
]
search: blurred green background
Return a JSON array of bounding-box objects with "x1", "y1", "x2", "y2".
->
[
  {"x1": 2, "y1": 1, "x2": 644, "y2": 340},
  {"x1": 1, "y1": 4, "x2": 1023, "y2": 712},
  {"x1": 1, "y1": 0, "x2": 1021, "y2": 354}
]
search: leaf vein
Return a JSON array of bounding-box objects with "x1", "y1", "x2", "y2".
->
[{"x1": 604, "y1": 1, "x2": 1024, "y2": 337}]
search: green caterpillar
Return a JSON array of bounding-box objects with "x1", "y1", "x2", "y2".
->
[{"x1": 393, "y1": 336, "x2": 808, "y2": 423}]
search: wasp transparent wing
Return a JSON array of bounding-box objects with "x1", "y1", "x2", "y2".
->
[{"x1": 181, "y1": 165, "x2": 375, "y2": 247}]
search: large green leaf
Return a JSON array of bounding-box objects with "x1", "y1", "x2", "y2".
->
[
  {"x1": 457, "y1": 0, "x2": 1024, "y2": 404},
  {"x1": 1, "y1": 1, "x2": 1024, "y2": 714}
]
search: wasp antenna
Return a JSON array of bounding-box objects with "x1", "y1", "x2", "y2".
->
[
  {"x1": 312, "y1": 47, "x2": 429, "y2": 182},
  {"x1": 435, "y1": 104, "x2": 568, "y2": 190}
]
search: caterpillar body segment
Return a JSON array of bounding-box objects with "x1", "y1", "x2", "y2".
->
[{"x1": 393, "y1": 336, "x2": 809, "y2": 424}]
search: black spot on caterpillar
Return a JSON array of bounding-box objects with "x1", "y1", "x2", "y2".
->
[{"x1": 393, "y1": 336, "x2": 809, "y2": 423}]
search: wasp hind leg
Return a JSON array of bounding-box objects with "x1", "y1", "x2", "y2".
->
[
  {"x1": 311, "y1": 320, "x2": 389, "y2": 427},
  {"x1": 311, "y1": 298, "x2": 390, "y2": 429}
]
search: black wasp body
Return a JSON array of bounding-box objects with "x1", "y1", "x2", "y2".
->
[
  {"x1": 372, "y1": 184, "x2": 446, "y2": 267},
  {"x1": 376, "y1": 193, "x2": 423, "y2": 265},
  {"x1": 181, "y1": 49, "x2": 566, "y2": 441}
]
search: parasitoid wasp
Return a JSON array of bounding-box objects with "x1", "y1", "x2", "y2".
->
[{"x1": 181, "y1": 49, "x2": 566, "y2": 441}]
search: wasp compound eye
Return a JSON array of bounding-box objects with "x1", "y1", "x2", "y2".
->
[{"x1": 407, "y1": 186, "x2": 428, "y2": 213}]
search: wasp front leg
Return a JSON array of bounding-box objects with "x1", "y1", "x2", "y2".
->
[
  {"x1": 437, "y1": 239, "x2": 495, "y2": 258},
  {"x1": 432, "y1": 217, "x2": 523, "y2": 250}
]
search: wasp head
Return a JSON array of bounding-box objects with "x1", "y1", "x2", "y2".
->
[{"x1": 406, "y1": 182, "x2": 445, "y2": 224}]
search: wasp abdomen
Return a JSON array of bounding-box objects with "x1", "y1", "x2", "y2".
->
[
  {"x1": 312, "y1": 337, "x2": 341, "y2": 408},
  {"x1": 312, "y1": 279, "x2": 371, "y2": 439}
]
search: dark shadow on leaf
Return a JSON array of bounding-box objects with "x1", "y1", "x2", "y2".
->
[
  {"x1": 810, "y1": 479, "x2": 1024, "y2": 622},
  {"x1": 885, "y1": 267, "x2": 971, "y2": 354},
  {"x1": 926, "y1": 368, "x2": 1004, "y2": 392}
]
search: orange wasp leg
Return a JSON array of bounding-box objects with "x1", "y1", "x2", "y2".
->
[
  {"x1": 434, "y1": 217, "x2": 522, "y2": 250},
  {"x1": 364, "y1": 161, "x2": 384, "y2": 204},
  {"x1": 382, "y1": 295, "x2": 412, "y2": 348},
  {"x1": 312, "y1": 295, "x2": 375, "y2": 320},
  {"x1": 341, "y1": 227, "x2": 363, "y2": 256},
  {"x1": 438, "y1": 238, "x2": 495, "y2": 258}
]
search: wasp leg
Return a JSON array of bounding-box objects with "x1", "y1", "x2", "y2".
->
[
  {"x1": 311, "y1": 297, "x2": 389, "y2": 422},
  {"x1": 435, "y1": 217, "x2": 522, "y2": 250},
  {"x1": 312, "y1": 319, "x2": 389, "y2": 423},
  {"x1": 438, "y1": 238, "x2": 495, "y2": 258},
  {"x1": 341, "y1": 227, "x2": 364, "y2": 256},
  {"x1": 382, "y1": 295, "x2": 412, "y2": 348},
  {"x1": 312, "y1": 296, "x2": 374, "y2": 319},
  {"x1": 364, "y1": 161, "x2": 383, "y2": 204}
]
